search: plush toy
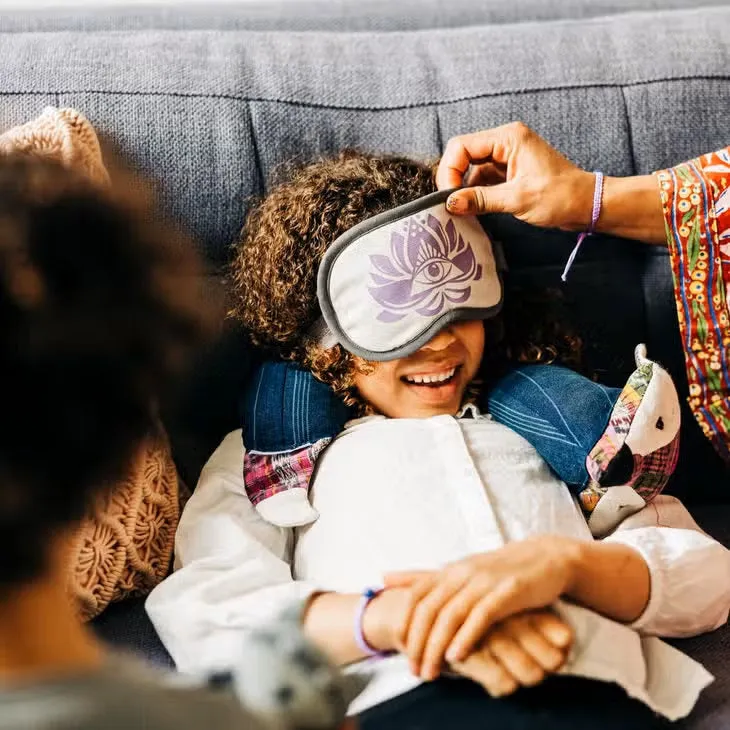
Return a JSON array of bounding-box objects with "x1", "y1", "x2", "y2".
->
[
  {"x1": 241, "y1": 361, "x2": 350, "y2": 527},
  {"x1": 240, "y1": 344, "x2": 680, "y2": 537},
  {"x1": 487, "y1": 344, "x2": 681, "y2": 536}
]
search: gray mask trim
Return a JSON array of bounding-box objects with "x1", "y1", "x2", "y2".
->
[{"x1": 315, "y1": 189, "x2": 505, "y2": 362}]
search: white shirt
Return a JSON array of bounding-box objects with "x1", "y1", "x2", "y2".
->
[{"x1": 147, "y1": 413, "x2": 730, "y2": 720}]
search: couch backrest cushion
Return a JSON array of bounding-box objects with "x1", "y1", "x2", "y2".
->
[
  {"x1": 2, "y1": 9, "x2": 729, "y2": 264},
  {"x1": 1, "y1": 0, "x2": 727, "y2": 32}
]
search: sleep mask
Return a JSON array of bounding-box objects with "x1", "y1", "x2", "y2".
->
[{"x1": 312, "y1": 189, "x2": 505, "y2": 361}]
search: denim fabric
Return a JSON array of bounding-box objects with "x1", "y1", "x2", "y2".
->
[
  {"x1": 240, "y1": 361, "x2": 350, "y2": 453},
  {"x1": 485, "y1": 365, "x2": 621, "y2": 492},
  {"x1": 242, "y1": 359, "x2": 622, "y2": 495}
]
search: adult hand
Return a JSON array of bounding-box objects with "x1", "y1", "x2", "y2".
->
[
  {"x1": 384, "y1": 535, "x2": 581, "y2": 680},
  {"x1": 437, "y1": 122, "x2": 594, "y2": 230},
  {"x1": 437, "y1": 121, "x2": 668, "y2": 245},
  {"x1": 450, "y1": 609, "x2": 572, "y2": 697},
  {"x1": 362, "y1": 586, "x2": 572, "y2": 696}
]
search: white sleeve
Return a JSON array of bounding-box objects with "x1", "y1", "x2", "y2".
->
[
  {"x1": 145, "y1": 430, "x2": 320, "y2": 674},
  {"x1": 603, "y1": 495, "x2": 730, "y2": 638}
]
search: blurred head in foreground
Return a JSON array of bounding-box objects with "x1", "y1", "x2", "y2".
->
[{"x1": 0, "y1": 154, "x2": 209, "y2": 594}]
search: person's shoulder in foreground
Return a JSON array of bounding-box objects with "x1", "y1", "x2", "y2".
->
[{"x1": 0, "y1": 658, "x2": 268, "y2": 730}]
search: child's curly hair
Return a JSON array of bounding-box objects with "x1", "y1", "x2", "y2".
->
[{"x1": 231, "y1": 151, "x2": 581, "y2": 414}]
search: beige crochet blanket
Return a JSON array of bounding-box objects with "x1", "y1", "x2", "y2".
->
[
  {"x1": 0, "y1": 108, "x2": 182, "y2": 620},
  {"x1": 0, "y1": 107, "x2": 110, "y2": 186}
]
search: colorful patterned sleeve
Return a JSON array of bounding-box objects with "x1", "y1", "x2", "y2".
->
[{"x1": 656, "y1": 146, "x2": 730, "y2": 463}]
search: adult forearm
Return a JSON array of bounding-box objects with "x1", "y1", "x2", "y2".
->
[
  {"x1": 566, "y1": 171, "x2": 667, "y2": 245},
  {"x1": 564, "y1": 539, "x2": 651, "y2": 624}
]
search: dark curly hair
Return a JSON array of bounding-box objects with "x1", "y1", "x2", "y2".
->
[
  {"x1": 231, "y1": 150, "x2": 581, "y2": 413},
  {"x1": 0, "y1": 155, "x2": 210, "y2": 588}
]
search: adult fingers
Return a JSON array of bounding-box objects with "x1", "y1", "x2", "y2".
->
[
  {"x1": 530, "y1": 611, "x2": 573, "y2": 651},
  {"x1": 419, "y1": 586, "x2": 484, "y2": 680},
  {"x1": 484, "y1": 626, "x2": 545, "y2": 687},
  {"x1": 503, "y1": 615, "x2": 568, "y2": 673},
  {"x1": 445, "y1": 183, "x2": 515, "y2": 216},
  {"x1": 436, "y1": 122, "x2": 531, "y2": 189},
  {"x1": 391, "y1": 575, "x2": 437, "y2": 653},
  {"x1": 465, "y1": 161, "x2": 507, "y2": 187},
  {"x1": 381, "y1": 572, "x2": 437, "y2": 655},
  {"x1": 450, "y1": 646, "x2": 518, "y2": 698},
  {"x1": 446, "y1": 579, "x2": 539, "y2": 663},
  {"x1": 405, "y1": 577, "x2": 469, "y2": 675}
]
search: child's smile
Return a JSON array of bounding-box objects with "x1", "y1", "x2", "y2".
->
[
  {"x1": 400, "y1": 363, "x2": 464, "y2": 407},
  {"x1": 353, "y1": 320, "x2": 485, "y2": 419}
]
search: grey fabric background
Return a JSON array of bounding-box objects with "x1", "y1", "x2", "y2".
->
[
  {"x1": 1, "y1": 8, "x2": 729, "y2": 264},
  {"x1": 1, "y1": 4, "x2": 728, "y2": 722},
  {"x1": 1, "y1": 0, "x2": 730, "y2": 32}
]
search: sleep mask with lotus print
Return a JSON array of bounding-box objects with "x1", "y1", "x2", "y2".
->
[{"x1": 312, "y1": 189, "x2": 505, "y2": 361}]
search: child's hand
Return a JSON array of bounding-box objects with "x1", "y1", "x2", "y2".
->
[{"x1": 448, "y1": 610, "x2": 572, "y2": 697}]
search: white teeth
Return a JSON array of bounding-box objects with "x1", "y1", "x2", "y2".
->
[{"x1": 405, "y1": 367, "x2": 456, "y2": 385}]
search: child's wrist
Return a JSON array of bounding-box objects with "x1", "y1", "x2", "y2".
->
[
  {"x1": 556, "y1": 536, "x2": 589, "y2": 600},
  {"x1": 361, "y1": 589, "x2": 401, "y2": 654}
]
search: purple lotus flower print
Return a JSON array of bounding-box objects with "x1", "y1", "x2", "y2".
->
[{"x1": 368, "y1": 214, "x2": 483, "y2": 323}]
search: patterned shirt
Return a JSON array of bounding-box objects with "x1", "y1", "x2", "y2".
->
[{"x1": 658, "y1": 147, "x2": 730, "y2": 462}]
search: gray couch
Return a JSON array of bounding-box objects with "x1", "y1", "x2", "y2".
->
[{"x1": 2, "y1": 1, "x2": 729, "y2": 726}]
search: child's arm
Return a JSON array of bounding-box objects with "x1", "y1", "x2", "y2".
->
[
  {"x1": 146, "y1": 431, "x2": 321, "y2": 673},
  {"x1": 146, "y1": 429, "x2": 406, "y2": 671},
  {"x1": 303, "y1": 590, "x2": 409, "y2": 665}
]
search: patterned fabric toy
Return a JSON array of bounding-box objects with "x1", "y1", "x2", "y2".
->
[
  {"x1": 241, "y1": 362, "x2": 350, "y2": 527},
  {"x1": 581, "y1": 345, "x2": 681, "y2": 531},
  {"x1": 240, "y1": 346, "x2": 680, "y2": 536},
  {"x1": 487, "y1": 344, "x2": 681, "y2": 536}
]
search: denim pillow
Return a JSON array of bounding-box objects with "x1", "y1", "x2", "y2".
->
[
  {"x1": 240, "y1": 359, "x2": 618, "y2": 495},
  {"x1": 240, "y1": 360, "x2": 351, "y2": 453},
  {"x1": 484, "y1": 365, "x2": 620, "y2": 491}
]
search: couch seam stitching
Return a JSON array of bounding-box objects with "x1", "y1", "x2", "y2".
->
[
  {"x1": 620, "y1": 86, "x2": 637, "y2": 175},
  {"x1": 5, "y1": 74, "x2": 729, "y2": 112},
  {"x1": 434, "y1": 106, "x2": 443, "y2": 156},
  {"x1": 246, "y1": 100, "x2": 265, "y2": 196}
]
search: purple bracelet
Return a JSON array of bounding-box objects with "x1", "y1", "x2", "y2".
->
[
  {"x1": 354, "y1": 587, "x2": 390, "y2": 659},
  {"x1": 561, "y1": 171, "x2": 605, "y2": 282}
]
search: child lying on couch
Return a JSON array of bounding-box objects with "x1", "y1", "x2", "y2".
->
[{"x1": 147, "y1": 151, "x2": 730, "y2": 730}]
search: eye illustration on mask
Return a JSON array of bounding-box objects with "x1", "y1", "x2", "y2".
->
[{"x1": 367, "y1": 214, "x2": 483, "y2": 323}]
